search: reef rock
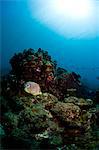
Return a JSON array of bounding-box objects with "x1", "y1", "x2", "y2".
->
[
  {"x1": 24, "y1": 81, "x2": 42, "y2": 95},
  {"x1": 51, "y1": 102, "x2": 81, "y2": 127},
  {"x1": 64, "y1": 96, "x2": 93, "y2": 108},
  {"x1": 51, "y1": 100, "x2": 96, "y2": 130},
  {"x1": 35, "y1": 93, "x2": 58, "y2": 109}
]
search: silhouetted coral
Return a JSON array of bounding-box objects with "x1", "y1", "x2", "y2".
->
[{"x1": 7, "y1": 48, "x2": 82, "y2": 99}]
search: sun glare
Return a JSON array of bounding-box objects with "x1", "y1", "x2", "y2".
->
[
  {"x1": 29, "y1": 0, "x2": 98, "y2": 38},
  {"x1": 53, "y1": 0, "x2": 92, "y2": 20}
]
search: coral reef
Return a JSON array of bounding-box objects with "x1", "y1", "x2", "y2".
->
[
  {"x1": 2, "y1": 48, "x2": 82, "y2": 99},
  {"x1": 1, "y1": 48, "x2": 99, "y2": 149},
  {"x1": 1, "y1": 93, "x2": 99, "y2": 149},
  {"x1": 51, "y1": 97, "x2": 96, "y2": 131}
]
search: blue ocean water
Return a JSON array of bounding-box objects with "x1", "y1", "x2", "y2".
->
[{"x1": 1, "y1": 0, "x2": 99, "y2": 89}]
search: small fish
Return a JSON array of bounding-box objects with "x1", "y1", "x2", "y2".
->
[{"x1": 24, "y1": 81, "x2": 42, "y2": 95}]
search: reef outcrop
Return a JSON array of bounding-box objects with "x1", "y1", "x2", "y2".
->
[{"x1": 3, "y1": 48, "x2": 81, "y2": 99}]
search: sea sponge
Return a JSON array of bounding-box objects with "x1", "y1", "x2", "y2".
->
[{"x1": 24, "y1": 81, "x2": 42, "y2": 95}]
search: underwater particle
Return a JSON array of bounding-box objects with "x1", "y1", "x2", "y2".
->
[{"x1": 24, "y1": 81, "x2": 42, "y2": 95}]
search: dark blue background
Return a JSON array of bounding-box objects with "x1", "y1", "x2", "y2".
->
[{"x1": 1, "y1": 0, "x2": 99, "y2": 89}]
